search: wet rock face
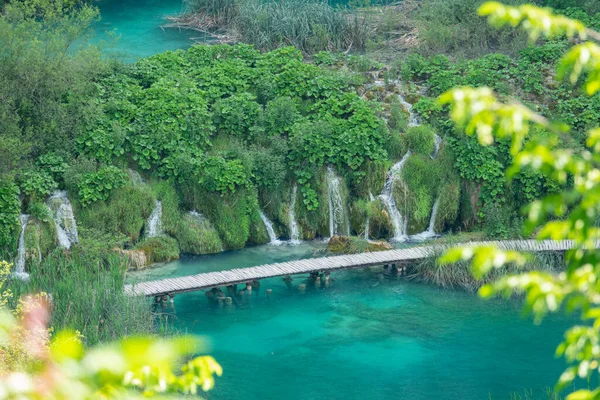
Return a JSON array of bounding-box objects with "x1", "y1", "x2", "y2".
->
[{"x1": 327, "y1": 235, "x2": 352, "y2": 253}]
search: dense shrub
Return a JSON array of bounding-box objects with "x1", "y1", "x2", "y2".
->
[
  {"x1": 76, "y1": 185, "x2": 156, "y2": 243},
  {"x1": 135, "y1": 236, "x2": 180, "y2": 264},
  {"x1": 404, "y1": 125, "x2": 436, "y2": 155}
]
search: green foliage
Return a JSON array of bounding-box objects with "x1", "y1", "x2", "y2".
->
[
  {"x1": 439, "y1": 4, "x2": 600, "y2": 399},
  {"x1": 263, "y1": 97, "x2": 300, "y2": 136},
  {"x1": 76, "y1": 185, "x2": 156, "y2": 243},
  {"x1": 77, "y1": 166, "x2": 128, "y2": 207},
  {"x1": 405, "y1": 125, "x2": 436, "y2": 155},
  {"x1": 176, "y1": 212, "x2": 223, "y2": 255},
  {"x1": 213, "y1": 92, "x2": 262, "y2": 138},
  {"x1": 199, "y1": 157, "x2": 248, "y2": 194},
  {"x1": 0, "y1": 182, "x2": 20, "y2": 257},
  {"x1": 415, "y1": 0, "x2": 528, "y2": 57},
  {"x1": 135, "y1": 236, "x2": 180, "y2": 264},
  {"x1": 36, "y1": 153, "x2": 69, "y2": 182},
  {"x1": 400, "y1": 154, "x2": 441, "y2": 233},
  {"x1": 235, "y1": 0, "x2": 368, "y2": 54},
  {"x1": 18, "y1": 170, "x2": 57, "y2": 200},
  {"x1": 0, "y1": 0, "x2": 106, "y2": 165}
]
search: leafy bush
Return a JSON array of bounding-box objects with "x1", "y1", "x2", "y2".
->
[
  {"x1": 77, "y1": 166, "x2": 128, "y2": 207},
  {"x1": 135, "y1": 236, "x2": 180, "y2": 264},
  {"x1": 18, "y1": 170, "x2": 57, "y2": 200},
  {"x1": 0, "y1": 182, "x2": 20, "y2": 257},
  {"x1": 176, "y1": 212, "x2": 222, "y2": 254},
  {"x1": 212, "y1": 93, "x2": 262, "y2": 138},
  {"x1": 76, "y1": 185, "x2": 156, "y2": 243},
  {"x1": 404, "y1": 125, "x2": 436, "y2": 155},
  {"x1": 263, "y1": 97, "x2": 300, "y2": 136}
]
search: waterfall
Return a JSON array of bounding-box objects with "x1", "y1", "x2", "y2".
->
[
  {"x1": 432, "y1": 133, "x2": 442, "y2": 159},
  {"x1": 47, "y1": 191, "x2": 79, "y2": 249},
  {"x1": 398, "y1": 93, "x2": 421, "y2": 127},
  {"x1": 326, "y1": 166, "x2": 350, "y2": 237},
  {"x1": 364, "y1": 192, "x2": 376, "y2": 241},
  {"x1": 379, "y1": 151, "x2": 411, "y2": 242},
  {"x1": 411, "y1": 198, "x2": 441, "y2": 241},
  {"x1": 35, "y1": 222, "x2": 42, "y2": 263},
  {"x1": 14, "y1": 214, "x2": 30, "y2": 279},
  {"x1": 288, "y1": 184, "x2": 300, "y2": 244},
  {"x1": 259, "y1": 211, "x2": 282, "y2": 245},
  {"x1": 146, "y1": 200, "x2": 163, "y2": 238}
]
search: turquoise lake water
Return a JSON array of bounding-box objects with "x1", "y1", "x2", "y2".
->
[
  {"x1": 91, "y1": 0, "x2": 201, "y2": 60},
  {"x1": 129, "y1": 243, "x2": 571, "y2": 399}
]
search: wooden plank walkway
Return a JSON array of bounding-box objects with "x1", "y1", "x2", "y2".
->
[{"x1": 124, "y1": 239, "x2": 579, "y2": 297}]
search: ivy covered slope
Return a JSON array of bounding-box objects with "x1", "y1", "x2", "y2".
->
[{"x1": 0, "y1": 44, "x2": 454, "y2": 266}]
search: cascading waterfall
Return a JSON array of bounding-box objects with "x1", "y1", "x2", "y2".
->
[
  {"x1": 379, "y1": 151, "x2": 411, "y2": 242},
  {"x1": 259, "y1": 211, "x2": 282, "y2": 245},
  {"x1": 411, "y1": 198, "x2": 440, "y2": 241},
  {"x1": 35, "y1": 222, "x2": 42, "y2": 263},
  {"x1": 432, "y1": 133, "x2": 442, "y2": 159},
  {"x1": 412, "y1": 134, "x2": 444, "y2": 240},
  {"x1": 14, "y1": 214, "x2": 30, "y2": 279},
  {"x1": 397, "y1": 93, "x2": 421, "y2": 127},
  {"x1": 326, "y1": 166, "x2": 350, "y2": 238},
  {"x1": 146, "y1": 200, "x2": 163, "y2": 238},
  {"x1": 364, "y1": 192, "x2": 376, "y2": 241},
  {"x1": 288, "y1": 185, "x2": 300, "y2": 244},
  {"x1": 47, "y1": 191, "x2": 79, "y2": 249}
]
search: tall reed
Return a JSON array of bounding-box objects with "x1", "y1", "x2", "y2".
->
[
  {"x1": 236, "y1": 0, "x2": 368, "y2": 53},
  {"x1": 7, "y1": 248, "x2": 154, "y2": 345},
  {"x1": 409, "y1": 251, "x2": 565, "y2": 292}
]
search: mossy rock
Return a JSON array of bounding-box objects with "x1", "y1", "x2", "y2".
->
[
  {"x1": 368, "y1": 199, "x2": 393, "y2": 240},
  {"x1": 23, "y1": 218, "x2": 57, "y2": 265},
  {"x1": 328, "y1": 236, "x2": 391, "y2": 254},
  {"x1": 405, "y1": 125, "x2": 436, "y2": 155},
  {"x1": 398, "y1": 153, "x2": 441, "y2": 235},
  {"x1": 135, "y1": 236, "x2": 179, "y2": 264},
  {"x1": 327, "y1": 236, "x2": 352, "y2": 253},
  {"x1": 247, "y1": 207, "x2": 270, "y2": 246},
  {"x1": 349, "y1": 199, "x2": 369, "y2": 237},
  {"x1": 76, "y1": 185, "x2": 156, "y2": 243},
  {"x1": 366, "y1": 240, "x2": 392, "y2": 252},
  {"x1": 176, "y1": 212, "x2": 223, "y2": 255}
]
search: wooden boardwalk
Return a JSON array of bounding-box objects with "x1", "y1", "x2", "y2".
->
[{"x1": 124, "y1": 240, "x2": 578, "y2": 297}]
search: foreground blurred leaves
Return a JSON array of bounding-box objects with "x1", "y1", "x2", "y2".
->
[
  {"x1": 440, "y1": 3, "x2": 600, "y2": 399},
  {"x1": 0, "y1": 261, "x2": 221, "y2": 399}
]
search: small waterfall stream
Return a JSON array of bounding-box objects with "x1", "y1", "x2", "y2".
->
[
  {"x1": 14, "y1": 214, "x2": 30, "y2": 279},
  {"x1": 146, "y1": 200, "x2": 163, "y2": 238},
  {"x1": 326, "y1": 166, "x2": 350, "y2": 237},
  {"x1": 259, "y1": 211, "x2": 282, "y2": 245},
  {"x1": 398, "y1": 93, "x2": 421, "y2": 127},
  {"x1": 288, "y1": 185, "x2": 300, "y2": 244},
  {"x1": 364, "y1": 192, "x2": 376, "y2": 240},
  {"x1": 47, "y1": 191, "x2": 79, "y2": 249},
  {"x1": 411, "y1": 198, "x2": 440, "y2": 241},
  {"x1": 432, "y1": 134, "x2": 442, "y2": 159},
  {"x1": 379, "y1": 151, "x2": 411, "y2": 242}
]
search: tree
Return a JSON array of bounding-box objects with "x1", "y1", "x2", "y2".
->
[{"x1": 439, "y1": 3, "x2": 600, "y2": 399}]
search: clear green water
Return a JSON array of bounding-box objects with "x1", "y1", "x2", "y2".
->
[
  {"x1": 92, "y1": 0, "x2": 202, "y2": 61},
  {"x1": 131, "y1": 243, "x2": 570, "y2": 399}
]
